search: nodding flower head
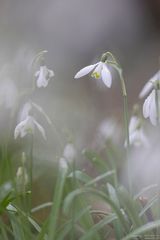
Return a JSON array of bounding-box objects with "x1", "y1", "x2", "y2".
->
[
  {"x1": 143, "y1": 89, "x2": 160, "y2": 126},
  {"x1": 35, "y1": 65, "x2": 54, "y2": 88},
  {"x1": 14, "y1": 115, "x2": 46, "y2": 140},
  {"x1": 139, "y1": 70, "x2": 160, "y2": 126},
  {"x1": 125, "y1": 116, "x2": 148, "y2": 147},
  {"x1": 74, "y1": 61, "x2": 112, "y2": 88}
]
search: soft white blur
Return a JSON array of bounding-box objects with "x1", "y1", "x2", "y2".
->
[
  {"x1": 0, "y1": 0, "x2": 160, "y2": 173},
  {"x1": 121, "y1": 126, "x2": 160, "y2": 195}
]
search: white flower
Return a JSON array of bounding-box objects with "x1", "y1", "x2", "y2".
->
[
  {"x1": 139, "y1": 71, "x2": 160, "y2": 125},
  {"x1": 63, "y1": 143, "x2": 76, "y2": 162},
  {"x1": 19, "y1": 102, "x2": 32, "y2": 122},
  {"x1": 125, "y1": 116, "x2": 148, "y2": 147},
  {"x1": 74, "y1": 61, "x2": 112, "y2": 88},
  {"x1": 139, "y1": 70, "x2": 160, "y2": 98},
  {"x1": 59, "y1": 157, "x2": 68, "y2": 171},
  {"x1": 35, "y1": 65, "x2": 54, "y2": 88},
  {"x1": 14, "y1": 116, "x2": 46, "y2": 140},
  {"x1": 143, "y1": 89, "x2": 160, "y2": 126}
]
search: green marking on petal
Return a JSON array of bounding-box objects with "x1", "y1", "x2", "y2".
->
[{"x1": 91, "y1": 72, "x2": 101, "y2": 79}]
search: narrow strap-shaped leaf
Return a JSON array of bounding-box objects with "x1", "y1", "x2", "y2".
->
[{"x1": 122, "y1": 220, "x2": 160, "y2": 240}]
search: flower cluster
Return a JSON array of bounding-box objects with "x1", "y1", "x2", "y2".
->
[{"x1": 14, "y1": 52, "x2": 54, "y2": 140}]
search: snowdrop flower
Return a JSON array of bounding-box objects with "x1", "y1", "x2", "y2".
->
[
  {"x1": 59, "y1": 157, "x2": 68, "y2": 171},
  {"x1": 14, "y1": 115, "x2": 46, "y2": 140},
  {"x1": 35, "y1": 65, "x2": 54, "y2": 88},
  {"x1": 139, "y1": 71, "x2": 160, "y2": 125},
  {"x1": 125, "y1": 116, "x2": 148, "y2": 147},
  {"x1": 74, "y1": 61, "x2": 112, "y2": 88},
  {"x1": 143, "y1": 89, "x2": 160, "y2": 126},
  {"x1": 18, "y1": 102, "x2": 32, "y2": 122},
  {"x1": 139, "y1": 70, "x2": 160, "y2": 98},
  {"x1": 63, "y1": 143, "x2": 76, "y2": 162}
]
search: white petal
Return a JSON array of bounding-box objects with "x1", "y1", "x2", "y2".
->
[
  {"x1": 129, "y1": 131, "x2": 139, "y2": 146},
  {"x1": 74, "y1": 64, "x2": 97, "y2": 79},
  {"x1": 14, "y1": 125, "x2": 21, "y2": 139},
  {"x1": 129, "y1": 116, "x2": 139, "y2": 134},
  {"x1": 36, "y1": 66, "x2": 52, "y2": 88},
  {"x1": 143, "y1": 93, "x2": 152, "y2": 118},
  {"x1": 33, "y1": 119, "x2": 46, "y2": 140},
  {"x1": 139, "y1": 70, "x2": 160, "y2": 98},
  {"x1": 150, "y1": 70, "x2": 160, "y2": 84},
  {"x1": 139, "y1": 81, "x2": 153, "y2": 98},
  {"x1": 49, "y1": 69, "x2": 54, "y2": 78},
  {"x1": 14, "y1": 119, "x2": 27, "y2": 139},
  {"x1": 19, "y1": 102, "x2": 32, "y2": 121},
  {"x1": 149, "y1": 90, "x2": 157, "y2": 125},
  {"x1": 101, "y1": 64, "x2": 112, "y2": 88},
  {"x1": 35, "y1": 70, "x2": 40, "y2": 77}
]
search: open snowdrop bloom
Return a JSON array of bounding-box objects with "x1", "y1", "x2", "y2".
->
[
  {"x1": 35, "y1": 65, "x2": 54, "y2": 88},
  {"x1": 74, "y1": 61, "x2": 112, "y2": 88},
  {"x1": 14, "y1": 115, "x2": 46, "y2": 140},
  {"x1": 125, "y1": 116, "x2": 148, "y2": 147}
]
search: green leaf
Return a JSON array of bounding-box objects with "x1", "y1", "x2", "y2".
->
[
  {"x1": 63, "y1": 187, "x2": 128, "y2": 234},
  {"x1": 47, "y1": 166, "x2": 68, "y2": 240},
  {"x1": 83, "y1": 150, "x2": 109, "y2": 172},
  {"x1": 56, "y1": 206, "x2": 91, "y2": 240},
  {"x1": 134, "y1": 184, "x2": 158, "y2": 200},
  {"x1": 85, "y1": 170, "x2": 115, "y2": 187},
  {"x1": 122, "y1": 220, "x2": 160, "y2": 240},
  {"x1": 118, "y1": 186, "x2": 143, "y2": 229},
  {"x1": 79, "y1": 214, "x2": 117, "y2": 240},
  {"x1": 31, "y1": 202, "x2": 53, "y2": 213},
  {"x1": 68, "y1": 170, "x2": 92, "y2": 184}
]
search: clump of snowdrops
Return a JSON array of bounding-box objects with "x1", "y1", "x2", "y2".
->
[{"x1": 0, "y1": 49, "x2": 160, "y2": 240}]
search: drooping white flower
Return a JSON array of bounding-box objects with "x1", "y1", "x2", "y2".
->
[
  {"x1": 59, "y1": 157, "x2": 68, "y2": 171},
  {"x1": 139, "y1": 70, "x2": 160, "y2": 98},
  {"x1": 63, "y1": 143, "x2": 76, "y2": 162},
  {"x1": 139, "y1": 71, "x2": 160, "y2": 125},
  {"x1": 19, "y1": 102, "x2": 32, "y2": 122},
  {"x1": 35, "y1": 65, "x2": 54, "y2": 88},
  {"x1": 14, "y1": 116, "x2": 46, "y2": 140},
  {"x1": 74, "y1": 61, "x2": 112, "y2": 88},
  {"x1": 143, "y1": 89, "x2": 160, "y2": 126},
  {"x1": 125, "y1": 116, "x2": 148, "y2": 147}
]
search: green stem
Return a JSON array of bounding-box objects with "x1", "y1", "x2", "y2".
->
[
  {"x1": 70, "y1": 158, "x2": 76, "y2": 240},
  {"x1": 119, "y1": 71, "x2": 131, "y2": 193},
  {"x1": 28, "y1": 134, "x2": 34, "y2": 213},
  {"x1": 119, "y1": 70, "x2": 130, "y2": 147}
]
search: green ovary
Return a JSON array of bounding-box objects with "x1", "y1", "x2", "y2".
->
[{"x1": 91, "y1": 72, "x2": 100, "y2": 79}]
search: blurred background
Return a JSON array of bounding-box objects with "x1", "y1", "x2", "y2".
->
[{"x1": 0, "y1": 0, "x2": 160, "y2": 216}]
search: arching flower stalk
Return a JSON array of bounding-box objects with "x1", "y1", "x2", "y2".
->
[{"x1": 75, "y1": 51, "x2": 131, "y2": 190}]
